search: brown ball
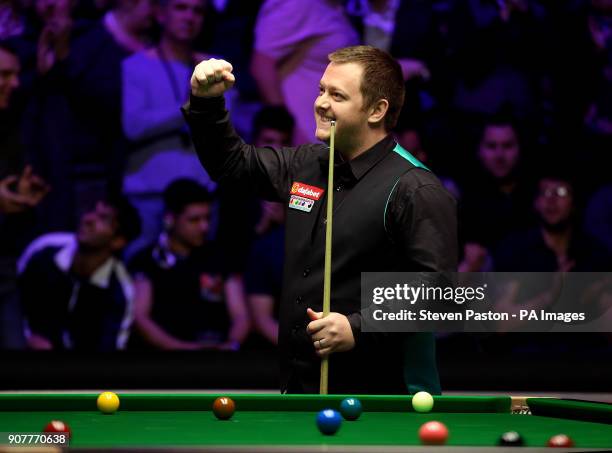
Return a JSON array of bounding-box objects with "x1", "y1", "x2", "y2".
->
[{"x1": 212, "y1": 396, "x2": 235, "y2": 420}]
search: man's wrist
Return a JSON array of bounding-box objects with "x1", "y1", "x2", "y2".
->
[{"x1": 188, "y1": 93, "x2": 224, "y2": 111}]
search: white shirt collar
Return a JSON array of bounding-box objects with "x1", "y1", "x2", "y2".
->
[{"x1": 54, "y1": 236, "x2": 118, "y2": 288}]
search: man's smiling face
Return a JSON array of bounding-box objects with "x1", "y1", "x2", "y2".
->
[{"x1": 314, "y1": 62, "x2": 371, "y2": 151}]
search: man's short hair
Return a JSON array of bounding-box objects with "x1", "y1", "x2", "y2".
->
[
  {"x1": 163, "y1": 178, "x2": 212, "y2": 215},
  {"x1": 479, "y1": 112, "x2": 520, "y2": 141},
  {"x1": 537, "y1": 165, "x2": 576, "y2": 192},
  {"x1": 252, "y1": 105, "x2": 295, "y2": 140},
  {"x1": 105, "y1": 193, "x2": 142, "y2": 243},
  {"x1": 328, "y1": 45, "x2": 405, "y2": 131}
]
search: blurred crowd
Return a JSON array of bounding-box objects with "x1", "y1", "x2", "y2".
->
[{"x1": 1, "y1": 0, "x2": 611, "y2": 352}]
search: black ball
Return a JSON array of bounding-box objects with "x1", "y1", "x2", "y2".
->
[{"x1": 497, "y1": 431, "x2": 524, "y2": 446}]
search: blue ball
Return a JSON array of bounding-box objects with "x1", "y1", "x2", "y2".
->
[
  {"x1": 339, "y1": 397, "x2": 362, "y2": 421},
  {"x1": 316, "y1": 409, "x2": 342, "y2": 435}
]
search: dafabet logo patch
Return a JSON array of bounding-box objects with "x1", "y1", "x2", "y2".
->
[{"x1": 289, "y1": 182, "x2": 324, "y2": 212}]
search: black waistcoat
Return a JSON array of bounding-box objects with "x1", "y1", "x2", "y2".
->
[{"x1": 279, "y1": 140, "x2": 425, "y2": 394}]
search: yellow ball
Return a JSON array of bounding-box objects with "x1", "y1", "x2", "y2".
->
[
  {"x1": 411, "y1": 391, "x2": 434, "y2": 413},
  {"x1": 97, "y1": 391, "x2": 120, "y2": 414}
]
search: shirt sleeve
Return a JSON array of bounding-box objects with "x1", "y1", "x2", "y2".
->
[
  {"x1": 346, "y1": 172, "x2": 457, "y2": 349},
  {"x1": 342, "y1": 174, "x2": 458, "y2": 367},
  {"x1": 182, "y1": 95, "x2": 314, "y2": 202},
  {"x1": 254, "y1": 0, "x2": 314, "y2": 59},
  {"x1": 386, "y1": 172, "x2": 458, "y2": 272}
]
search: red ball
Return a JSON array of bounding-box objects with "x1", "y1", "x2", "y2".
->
[
  {"x1": 547, "y1": 434, "x2": 574, "y2": 448},
  {"x1": 43, "y1": 420, "x2": 71, "y2": 437},
  {"x1": 418, "y1": 421, "x2": 449, "y2": 445},
  {"x1": 212, "y1": 396, "x2": 235, "y2": 420}
]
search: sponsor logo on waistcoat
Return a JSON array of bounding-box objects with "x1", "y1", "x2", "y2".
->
[
  {"x1": 289, "y1": 195, "x2": 315, "y2": 212},
  {"x1": 290, "y1": 182, "x2": 324, "y2": 200},
  {"x1": 289, "y1": 182, "x2": 324, "y2": 213}
]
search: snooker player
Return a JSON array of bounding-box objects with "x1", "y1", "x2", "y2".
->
[{"x1": 183, "y1": 46, "x2": 457, "y2": 394}]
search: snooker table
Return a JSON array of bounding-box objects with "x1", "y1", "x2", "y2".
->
[{"x1": 1, "y1": 393, "x2": 611, "y2": 451}]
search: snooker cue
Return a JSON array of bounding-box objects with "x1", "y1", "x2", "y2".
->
[{"x1": 320, "y1": 120, "x2": 336, "y2": 395}]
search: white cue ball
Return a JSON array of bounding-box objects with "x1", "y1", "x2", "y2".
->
[{"x1": 412, "y1": 391, "x2": 434, "y2": 413}]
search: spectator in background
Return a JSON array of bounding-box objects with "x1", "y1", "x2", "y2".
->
[
  {"x1": 347, "y1": 1, "x2": 465, "y2": 175},
  {"x1": 459, "y1": 115, "x2": 535, "y2": 272},
  {"x1": 446, "y1": 0, "x2": 548, "y2": 124},
  {"x1": 494, "y1": 172, "x2": 611, "y2": 272},
  {"x1": 22, "y1": 0, "x2": 154, "y2": 232},
  {"x1": 18, "y1": 195, "x2": 140, "y2": 350},
  {"x1": 0, "y1": 0, "x2": 25, "y2": 40},
  {"x1": 196, "y1": 0, "x2": 263, "y2": 135},
  {"x1": 394, "y1": 123, "x2": 460, "y2": 200},
  {"x1": 489, "y1": 171, "x2": 611, "y2": 355},
  {"x1": 250, "y1": 105, "x2": 294, "y2": 146},
  {"x1": 584, "y1": 183, "x2": 612, "y2": 254},
  {"x1": 34, "y1": 0, "x2": 74, "y2": 76},
  {"x1": 251, "y1": 0, "x2": 358, "y2": 144},
  {"x1": 582, "y1": 0, "x2": 612, "y2": 187},
  {"x1": 129, "y1": 179, "x2": 249, "y2": 350},
  {"x1": 0, "y1": 40, "x2": 50, "y2": 349},
  {"x1": 347, "y1": 0, "x2": 432, "y2": 81},
  {"x1": 72, "y1": 0, "x2": 114, "y2": 21},
  {"x1": 244, "y1": 200, "x2": 284, "y2": 348},
  {"x1": 542, "y1": 2, "x2": 598, "y2": 148},
  {"x1": 584, "y1": 0, "x2": 612, "y2": 136},
  {"x1": 122, "y1": 0, "x2": 214, "y2": 257},
  {"x1": 216, "y1": 105, "x2": 294, "y2": 273},
  {"x1": 0, "y1": 38, "x2": 22, "y2": 120},
  {"x1": 239, "y1": 106, "x2": 294, "y2": 349}
]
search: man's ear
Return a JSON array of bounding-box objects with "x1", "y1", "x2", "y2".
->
[
  {"x1": 367, "y1": 99, "x2": 389, "y2": 127},
  {"x1": 163, "y1": 213, "x2": 175, "y2": 231}
]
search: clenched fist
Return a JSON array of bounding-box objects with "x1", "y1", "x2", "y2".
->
[{"x1": 190, "y1": 58, "x2": 236, "y2": 98}]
